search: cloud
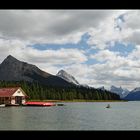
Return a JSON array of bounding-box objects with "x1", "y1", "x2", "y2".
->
[
  {"x1": 87, "y1": 10, "x2": 128, "y2": 49},
  {"x1": 0, "y1": 10, "x2": 140, "y2": 91},
  {"x1": 115, "y1": 11, "x2": 140, "y2": 46},
  {"x1": 24, "y1": 47, "x2": 87, "y2": 65},
  {"x1": 0, "y1": 39, "x2": 27, "y2": 62},
  {"x1": 0, "y1": 10, "x2": 126, "y2": 45},
  {"x1": 86, "y1": 47, "x2": 140, "y2": 90},
  {"x1": 90, "y1": 49, "x2": 120, "y2": 62},
  {"x1": 0, "y1": 38, "x2": 87, "y2": 74}
]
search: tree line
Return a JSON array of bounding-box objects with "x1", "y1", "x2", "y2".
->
[{"x1": 0, "y1": 81, "x2": 120, "y2": 100}]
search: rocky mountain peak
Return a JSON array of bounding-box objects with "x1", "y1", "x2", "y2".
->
[
  {"x1": 56, "y1": 69, "x2": 79, "y2": 85},
  {"x1": 0, "y1": 55, "x2": 44, "y2": 80},
  {"x1": 98, "y1": 86, "x2": 106, "y2": 91},
  {"x1": 131, "y1": 87, "x2": 140, "y2": 92},
  {"x1": 110, "y1": 85, "x2": 129, "y2": 98},
  {"x1": 111, "y1": 85, "x2": 122, "y2": 90},
  {"x1": 57, "y1": 69, "x2": 67, "y2": 75},
  {"x1": 2, "y1": 55, "x2": 19, "y2": 64},
  {"x1": 7, "y1": 55, "x2": 15, "y2": 59}
]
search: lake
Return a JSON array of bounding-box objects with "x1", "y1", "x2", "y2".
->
[{"x1": 0, "y1": 101, "x2": 140, "y2": 130}]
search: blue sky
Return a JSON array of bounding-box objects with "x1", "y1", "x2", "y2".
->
[
  {"x1": 30, "y1": 33, "x2": 101, "y2": 65},
  {"x1": 0, "y1": 10, "x2": 140, "y2": 90},
  {"x1": 30, "y1": 33, "x2": 91, "y2": 51},
  {"x1": 109, "y1": 42, "x2": 135, "y2": 57}
]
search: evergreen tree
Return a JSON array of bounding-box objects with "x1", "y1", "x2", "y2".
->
[{"x1": 0, "y1": 81, "x2": 120, "y2": 100}]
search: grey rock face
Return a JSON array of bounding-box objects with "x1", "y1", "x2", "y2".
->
[
  {"x1": 110, "y1": 85, "x2": 129, "y2": 98},
  {"x1": 0, "y1": 55, "x2": 74, "y2": 87},
  {"x1": 97, "y1": 86, "x2": 106, "y2": 91},
  {"x1": 0, "y1": 55, "x2": 50, "y2": 82},
  {"x1": 56, "y1": 69, "x2": 79, "y2": 85}
]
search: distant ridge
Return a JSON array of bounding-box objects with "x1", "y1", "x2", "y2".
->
[
  {"x1": 110, "y1": 85, "x2": 129, "y2": 98},
  {"x1": 124, "y1": 87, "x2": 140, "y2": 100}
]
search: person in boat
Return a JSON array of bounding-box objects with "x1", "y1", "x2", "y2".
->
[{"x1": 106, "y1": 104, "x2": 111, "y2": 108}]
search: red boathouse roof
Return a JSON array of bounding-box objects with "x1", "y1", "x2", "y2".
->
[
  {"x1": 0, "y1": 87, "x2": 19, "y2": 97},
  {"x1": 0, "y1": 87, "x2": 28, "y2": 97}
]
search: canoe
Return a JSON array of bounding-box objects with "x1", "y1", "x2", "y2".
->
[{"x1": 24, "y1": 101, "x2": 56, "y2": 107}]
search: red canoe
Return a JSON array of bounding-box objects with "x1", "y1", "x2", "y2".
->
[{"x1": 25, "y1": 101, "x2": 56, "y2": 106}]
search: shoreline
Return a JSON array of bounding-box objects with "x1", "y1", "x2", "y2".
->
[{"x1": 28, "y1": 99, "x2": 128, "y2": 103}]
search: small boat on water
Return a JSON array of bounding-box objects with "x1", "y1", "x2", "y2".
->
[
  {"x1": 24, "y1": 101, "x2": 56, "y2": 107},
  {"x1": 0, "y1": 104, "x2": 5, "y2": 107},
  {"x1": 106, "y1": 104, "x2": 111, "y2": 108},
  {"x1": 57, "y1": 103, "x2": 65, "y2": 106}
]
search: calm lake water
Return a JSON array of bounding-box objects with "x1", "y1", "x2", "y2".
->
[{"x1": 0, "y1": 101, "x2": 140, "y2": 130}]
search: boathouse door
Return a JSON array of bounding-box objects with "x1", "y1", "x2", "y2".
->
[{"x1": 15, "y1": 96, "x2": 22, "y2": 105}]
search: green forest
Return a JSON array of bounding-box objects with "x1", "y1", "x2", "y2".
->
[{"x1": 0, "y1": 81, "x2": 120, "y2": 100}]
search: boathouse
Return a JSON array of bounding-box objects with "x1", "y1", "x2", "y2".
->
[{"x1": 0, "y1": 87, "x2": 28, "y2": 105}]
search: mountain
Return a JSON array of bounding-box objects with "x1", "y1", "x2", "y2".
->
[
  {"x1": 80, "y1": 84, "x2": 90, "y2": 88},
  {"x1": 0, "y1": 55, "x2": 75, "y2": 87},
  {"x1": 97, "y1": 86, "x2": 106, "y2": 91},
  {"x1": 124, "y1": 87, "x2": 140, "y2": 101},
  {"x1": 110, "y1": 85, "x2": 129, "y2": 98},
  {"x1": 56, "y1": 69, "x2": 79, "y2": 85}
]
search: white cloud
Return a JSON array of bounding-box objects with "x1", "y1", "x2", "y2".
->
[
  {"x1": 0, "y1": 39, "x2": 28, "y2": 62},
  {"x1": 90, "y1": 49, "x2": 120, "y2": 62},
  {"x1": 23, "y1": 48, "x2": 87, "y2": 65}
]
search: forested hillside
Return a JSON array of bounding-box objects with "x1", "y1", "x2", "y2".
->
[{"x1": 0, "y1": 81, "x2": 120, "y2": 100}]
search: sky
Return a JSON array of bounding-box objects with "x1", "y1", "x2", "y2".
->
[{"x1": 0, "y1": 10, "x2": 140, "y2": 90}]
